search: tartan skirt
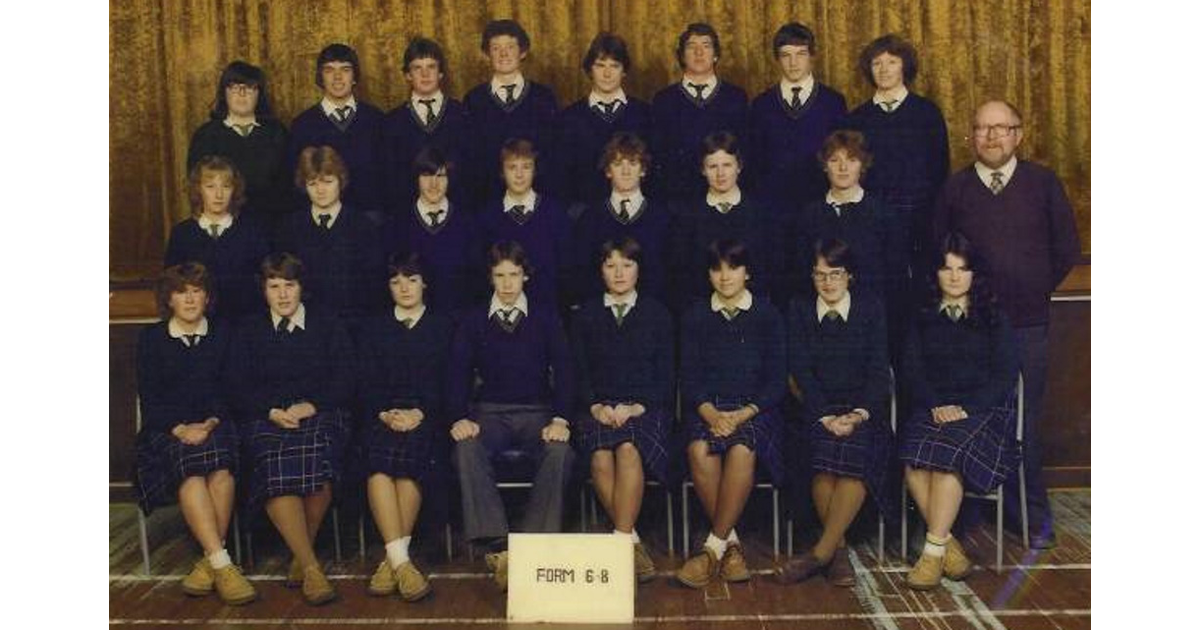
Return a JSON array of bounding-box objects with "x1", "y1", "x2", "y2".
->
[
  {"x1": 899, "y1": 400, "x2": 1017, "y2": 494},
  {"x1": 805, "y1": 415, "x2": 892, "y2": 504},
  {"x1": 242, "y1": 410, "x2": 351, "y2": 509},
  {"x1": 360, "y1": 417, "x2": 440, "y2": 483},
  {"x1": 134, "y1": 421, "x2": 239, "y2": 515},
  {"x1": 575, "y1": 406, "x2": 670, "y2": 483},
  {"x1": 686, "y1": 405, "x2": 785, "y2": 485}
]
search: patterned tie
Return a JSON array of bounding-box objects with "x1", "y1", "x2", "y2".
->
[
  {"x1": 722, "y1": 307, "x2": 740, "y2": 321},
  {"x1": 592, "y1": 100, "x2": 620, "y2": 121},
  {"x1": 881, "y1": 99, "x2": 899, "y2": 113},
  {"x1": 208, "y1": 223, "x2": 221, "y2": 239},
  {"x1": 335, "y1": 105, "x2": 352, "y2": 122},
  {"x1": 717, "y1": 201, "x2": 732, "y2": 214},
  {"x1": 418, "y1": 98, "x2": 436, "y2": 124},
  {"x1": 427, "y1": 209, "x2": 445, "y2": 228},
  {"x1": 822, "y1": 310, "x2": 843, "y2": 324},
  {"x1": 401, "y1": 318, "x2": 415, "y2": 330},
  {"x1": 501, "y1": 84, "x2": 517, "y2": 105},
  {"x1": 496, "y1": 307, "x2": 522, "y2": 333},
  {"x1": 184, "y1": 333, "x2": 200, "y2": 347},
  {"x1": 829, "y1": 202, "x2": 842, "y2": 217},
  {"x1": 687, "y1": 82, "x2": 709, "y2": 101},
  {"x1": 318, "y1": 213, "x2": 332, "y2": 229},
  {"x1": 990, "y1": 171, "x2": 1005, "y2": 194},
  {"x1": 613, "y1": 302, "x2": 628, "y2": 326},
  {"x1": 617, "y1": 199, "x2": 631, "y2": 222},
  {"x1": 789, "y1": 86, "x2": 803, "y2": 109},
  {"x1": 946, "y1": 304, "x2": 963, "y2": 322},
  {"x1": 276, "y1": 316, "x2": 291, "y2": 335},
  {"x1": 232, "y1": 123, "x2": 254, "y2": 137},
  {"x1": 509, "y1": 204, "x2": 528, "y2": 222}
]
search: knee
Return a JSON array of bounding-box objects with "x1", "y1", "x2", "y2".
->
[
  {"x1": 207, "y1": 469, "x2": 233, "y2": 487},
  {"x1": 686, "y1": 440, "x2": 709, "y2": 464},
  {"x1": 591, "y1": 452, "x2": 614, "y2": 477},
  {"x1": 727, "y1": 444, "x2": 755, "y2": 466}
]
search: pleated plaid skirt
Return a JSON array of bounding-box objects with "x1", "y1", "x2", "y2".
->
[
  {"x1": 243, "y1": 410, "x2": 350, "y2": 509},
  {"x1": 360, "y1": 417, "x2": 440, "y2": 483},
  {"x1": 134, "y1": 421, "x2": 239, "y2": 514},
  {"x1": 686, "y1": 404, "x2": 785, "y2": 485},
  {"x1": 575, "y1": 406, "x2": 670, "y2": 483},
  {"x1": 899, "y1": 399, "x2": 1017, "y2": 494},
  {"x1": 806, "y1": 415, "x2": 892, "y2": 503}
]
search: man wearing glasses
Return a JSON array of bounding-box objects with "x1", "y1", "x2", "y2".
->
[{"x1": 931, "y1": 99, "x2": 1081, "y2": 550}]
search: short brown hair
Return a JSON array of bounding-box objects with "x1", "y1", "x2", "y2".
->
[
  {"x1": 187, "y1": 156, "x2": 246, "y2": 217},
  {"x1": 858, "y1": 34, "x2": 918, "y2": 87},
  {"x1": 295, "y1": 145, "x2": 349, "y2": 191},
  {"x1": 487, "y1": 240, "x2": 533, "y2": 277},
  {"x1": 817, "y1": 130, "x2": 873, "y2": 172},
  {"x1": 597, "y1": 236, "x2": 642, "y2": 269},
  {"x1": 156, "y1": 262, "x2": 212, "y2": 318},
  {"x1": 599, "y1": 132, "x2": 651, "y2": 173},
  {"x1": 499, "y1": 138, "x2": 538, "y2": 168},
  {"x1": 258, "y1": 252, "x2": 305, "y2": 287}
]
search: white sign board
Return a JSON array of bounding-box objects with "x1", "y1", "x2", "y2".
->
[{"x1": 506, "y1": 533, "x2": 635, "y2": 624}]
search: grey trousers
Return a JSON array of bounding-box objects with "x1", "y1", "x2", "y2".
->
[{"x1": 453, "y1": 402, "x2": 576, "y2": 543}]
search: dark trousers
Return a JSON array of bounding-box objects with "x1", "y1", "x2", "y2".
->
[
  {"x1": 1004, "y1": 324, "x2": 1055, "y2": 536},
  {"x1": 452, "y1": 403, "x2": 575, "y2": 543}
]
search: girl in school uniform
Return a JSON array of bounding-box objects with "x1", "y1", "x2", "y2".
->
[
  {"x1": 228, "y1": 253, "x2": 355, "y2": 605},
  {"x1": 133, "y1": 262, "x2": 256, "y2": 605},
  {"x1": 676, "y1": 239, "x2": 787, "y2": 588},
  {"x1": 165, "y1": 156, "x2": 269, "y2": 321},
  {"x1": 775, "y1": 239, "x2": 891, "y2": 588},
  {"x1": 899, "y1": 232, "x2": 1019, "y2": 590},
  {"x1": 569, "y1": 237, "x2": 674, "y2": 582},
  {"x1": 356, "y1": 251, "x2": 454, "y2": 602},
  {"x1": 186, "y1": 60, "x2": 290, "y2": 227}
]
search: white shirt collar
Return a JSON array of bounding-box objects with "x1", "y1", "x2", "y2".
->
[
  {"x1": 416, "y1": 198, "x2": 449, "y2": 224},
  {"x1": 320, "y1": 95, "x2": 358, "y2": 117},
  {"x1": 872, "y1": 86, "x2": 909, "y2": 109},
  {"x1": 197, "y1": 213, "x2": 234, "y2": 234},
  {"x1": 588, "y1": 88, "x2": 628, "y2": 108},
  {"x1": 682, "y1": 74, "x2": 719, "y2": 94},
  {"x1": 271, "y1": 303, "x2": 306, "y2": 332},
  {"x1": 503, "y1": 191, "x2": 537, "y2": 213},
  {"x1": 610, "y1": 190, "x2": 644, "y2": 217},
  {"x1": 710, "y1": 290, "x2": 753, "y2": 316},
  {"x1": 394, "y1": 304, "x2": 427, "y2": 326},
  {"x1": 311, "y1": 201, "x2": 343, "y2": 228},
  {"x1": 410, "y1": 91, "x2": 444, "y2": 122},
  {"x1": 779, "y1": 74, "x2": 815, "y2": 105},
  {"x1": 825, "y1": 186, "x2": 865, "y2": 210},
  {"x1": 939, "y1": 299, "x2": 969, "y2": 318},
  {"x1": 816, "y1": 292, "x2": 852, "y2": 322},
  {"x1": 222, "y1": 116, "x2": 261, "y2": 130},
  {"x1": 974, "y1": 156, "x2": 1018, "y2": 188},
  {"x1": 491, "y1": 74, "x2": 526, "y2": 101},
  {"x1": 167, "y1": 317, "x2": 209, "y2": 344},
  {"x1": 706, "y1": 188, "x2": 743, "y2": 212},
  {"x1": 603, "y1": 290, "x2": 638, "y2": 310},
  {"x1": 489, "y1": 292, "x2": 529, "y2": 318}
]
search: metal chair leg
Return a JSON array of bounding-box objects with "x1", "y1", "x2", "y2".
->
[
  {"x1": 995, "y1": 487, "x2": 1004, "y2": 574},
  {"x1": 666, "y1": 488, "x2": 675, "y2": 557},
  {"x1": 877, "y1": 511, "x2": 885, "y2": 563},
  {"x1": 1019, "y1": 462, "x2": 1030, "y2": 549},
  {"x1": 772, "y1": 487, "x2": 780, "y2": 559},
  {"x1": 900, "y1": 484, "x2": 909, "y2": 563},
  {"x1": 444, "y1": 522, "x2": 453, "y2": 562},
  {"x1": 137, "y1": 509, "x2": 151, "y2": 575},
  {"x1": 232, "y1": 512, "x2": 242, "y2": 565},
  {"x1": 357, "y1": 512, "x2": 366, "y2": 561},
  {"x1": 332, "y1": 507, "x2": 343, "y2": 562},
  {"x1": 787, "y1": 518, "x2": 793, "y2": 558},
  {"x1": 681, "y1": 481, "x2": 690, "y2": 554}
]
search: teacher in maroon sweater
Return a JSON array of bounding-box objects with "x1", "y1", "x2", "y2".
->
[{"x1": 930, "y1": 100, "x2": 1081, "y2": 549}]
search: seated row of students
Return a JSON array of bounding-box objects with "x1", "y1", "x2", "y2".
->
[
  {"x1": 173, "y1": 126, "x2": 907, "y2": 337},
  {"x1": 192, "y1": 19, "x2": 947, "y2": 263},
  {"x1": 136, "y1": 230, "x2": 1018, "y2": 606}
]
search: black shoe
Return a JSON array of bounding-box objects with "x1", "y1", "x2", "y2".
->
[{"x1": 1029, "y1": 531, "x2": 1058, "y2": 550}]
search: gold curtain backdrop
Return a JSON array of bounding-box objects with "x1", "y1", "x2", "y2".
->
[{"x1": 109, "y1": 0, "x2": 1090, "y2": 279}]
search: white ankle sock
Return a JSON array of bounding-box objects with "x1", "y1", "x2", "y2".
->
[
  {"x1": 630, "y1": 529, "x2": 641, "y2": 544},
  {"x1": 612, "y1": 529, "x2": 636, "y2": 543},
  {"x1": 207, "y1": 549, "x2": 232, "y2": 570},
  {"x1": 727, "y1": 529, "x2": 740, "y2": 545},
  {"x1": 704, "y1": 533, "x2": 728, "y2": 559},
  {"x1": 923, "y1": 533, "x2": 949, "y2": 558},
  {"x1": 386, "y1": 536, "x2": 412, "y2": 569}
]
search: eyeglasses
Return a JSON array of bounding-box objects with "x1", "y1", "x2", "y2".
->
[
  {"x1": 812, "y1": 270, "x2": 848, "y2": 283},
  {"x1": 226, "y1": 83, "x2": 259, "y2": 95},
  {"x1": 972, "y1": 124, "x2": 1021, "y2": 138}
]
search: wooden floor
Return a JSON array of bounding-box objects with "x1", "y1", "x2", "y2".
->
[{"x1": 110, "y1": 490, "x2": 1090, "y2": 629}]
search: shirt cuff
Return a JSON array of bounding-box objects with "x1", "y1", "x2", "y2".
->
[{"x1": 852, "y1": 408, "x2": 870, "y2": 421}]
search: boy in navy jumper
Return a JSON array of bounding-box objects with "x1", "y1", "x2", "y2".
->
[
  {"x1": 652, "y1": 23, "x2": 748, "y2": 203},
  {"x1": 572, "y1": 133, "x2": 670, "y2": 305},
  {"x1": 447, "y1": 241, "x2": 575, "y2": 591},
  {"x1": 383, "y1": 37, "x2": 470, "y2": 212},
  {"x1": 749, "y1": 23, "x2": 847, "y2": 218},
  {"x1": 388, "y1": 146, "x2": 483, "y2": 316},
  {"x1": 464, "y1": 19, "x2": 558, "y2": 207},
  {"x1": 554, "y1": 32, "x2": 653, "y2": 214},
  {"x1": 845, "y1": 34, "x2": 948, "y2": 260},
  {"x1": 477, "y1": 139, "x2": 572, "y2": 311},
  {"x1": 289, "y1": 43, "x2": 387, "y2": 221}
]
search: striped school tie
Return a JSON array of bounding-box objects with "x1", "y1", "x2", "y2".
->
[
  {"x1": 613, "y1": 302, "x2": 628, "y2": 326},
  {"x1": 401, "y1": 318, "x2": 415, "y2": 330},
  {"x1": 880, "y1": 99, "x2": 899, "y2": 112},
  {"x1": 501, "y1": 84, "x2": 517, "y2": 105},
  {"x1": 208, "y1": 224, "x2": 221, "y2": 239},
  {"x1": 945, "y1": 305, "x2": 963, "y2": 322},
  {"x1": 687, "y1": 82, "x2": 709, "y2": 101},
  {"x1": 184, "y1": 334, "x2": 200, "y2": 347},
  {"x1": 318, "y1": 213, "x2": 332, "y2": 229},
  {"x1": 427, "y1": 210, "x2": 445, "y2": 228},
  {"x1": 717, "y1": 202, "x2": 732, "y2": 214},
  {"x1": 822, "y1": 310, "x2": 843, "y2": 324},
  {"x1": 617, "y1": 199, "x2": 631, "y2": 222},
  {"x1": 789, "y1": 86, "x2": 803, "y2": 109},
  {"x1": 418, "y1": 98, "x2": 437, "y2": 125},
  {"x1": 722, "y1": 307, "x2": 740, "y2": 321},
  {"x1": 276, "y1": 316, "x2": 291, "y2": 335},
  {"x1": 990, "y1": 171, "x2": 1006, "y2": 194}
]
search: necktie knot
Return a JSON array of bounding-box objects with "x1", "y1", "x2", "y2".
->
[
  {"x1": 618, "y1": 198, "x2": 631, "y2": 221},
  {"x1": 232, "y1": 123, "x2": 254, "y2": 137},
  {"x1": 989, "y1": 171, "x2": 1005, "y2": 194},
  {"x1": 881, "y1": 99, "x2": 899, "y2": 112},
  {"x1": 427, "y1": 209, "x2": 445, "y2": 227},
  {"x1": 687, "y1": 82, "x2": 709, "y2": 100},
  {"x1": 945, "y1": 304, "x2": 964, "y2": 322},
  {"x1": 207, "y1": 223, "x2": 221, "y2": 239},
  {"x1": 318, "y1": 213, "x2": 332, "y2": 229},
  {"x1": 334, "y1": 105, "x2": 352, "y2": 122},
  {"x1": 790, "y1": 86, "x2": 803, "y2": 108},
  {"x1": 613, "y1": 302, "x2": 629, "y2": 325},
  {"x1": 509, "y1": 204, "x2": 528, "y2": 220},
  {"x1": 717, "y1": 201, "x2": 733, "y2": 213},
  {"x1": 418, "y1": 98, "x2": 436, "y2": 123},
  {"x1": 822, "y1": 310, "x2": 843, "y2": 324},
  {"x1": 276, "y1": 316, "x2": 291, "y2": 334},
  {"x1": 722, "y1": 307, "x2": 740, "y2": 321},
  {"x1": 184, "y1": 333, "x2": 201, "y2": 347},
  {"x1": 401, "y1": 318, "x2": 415, "y2": 330},
  {"x1": 501, "y1": 84, "x2": 517, "y2": 104}
]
